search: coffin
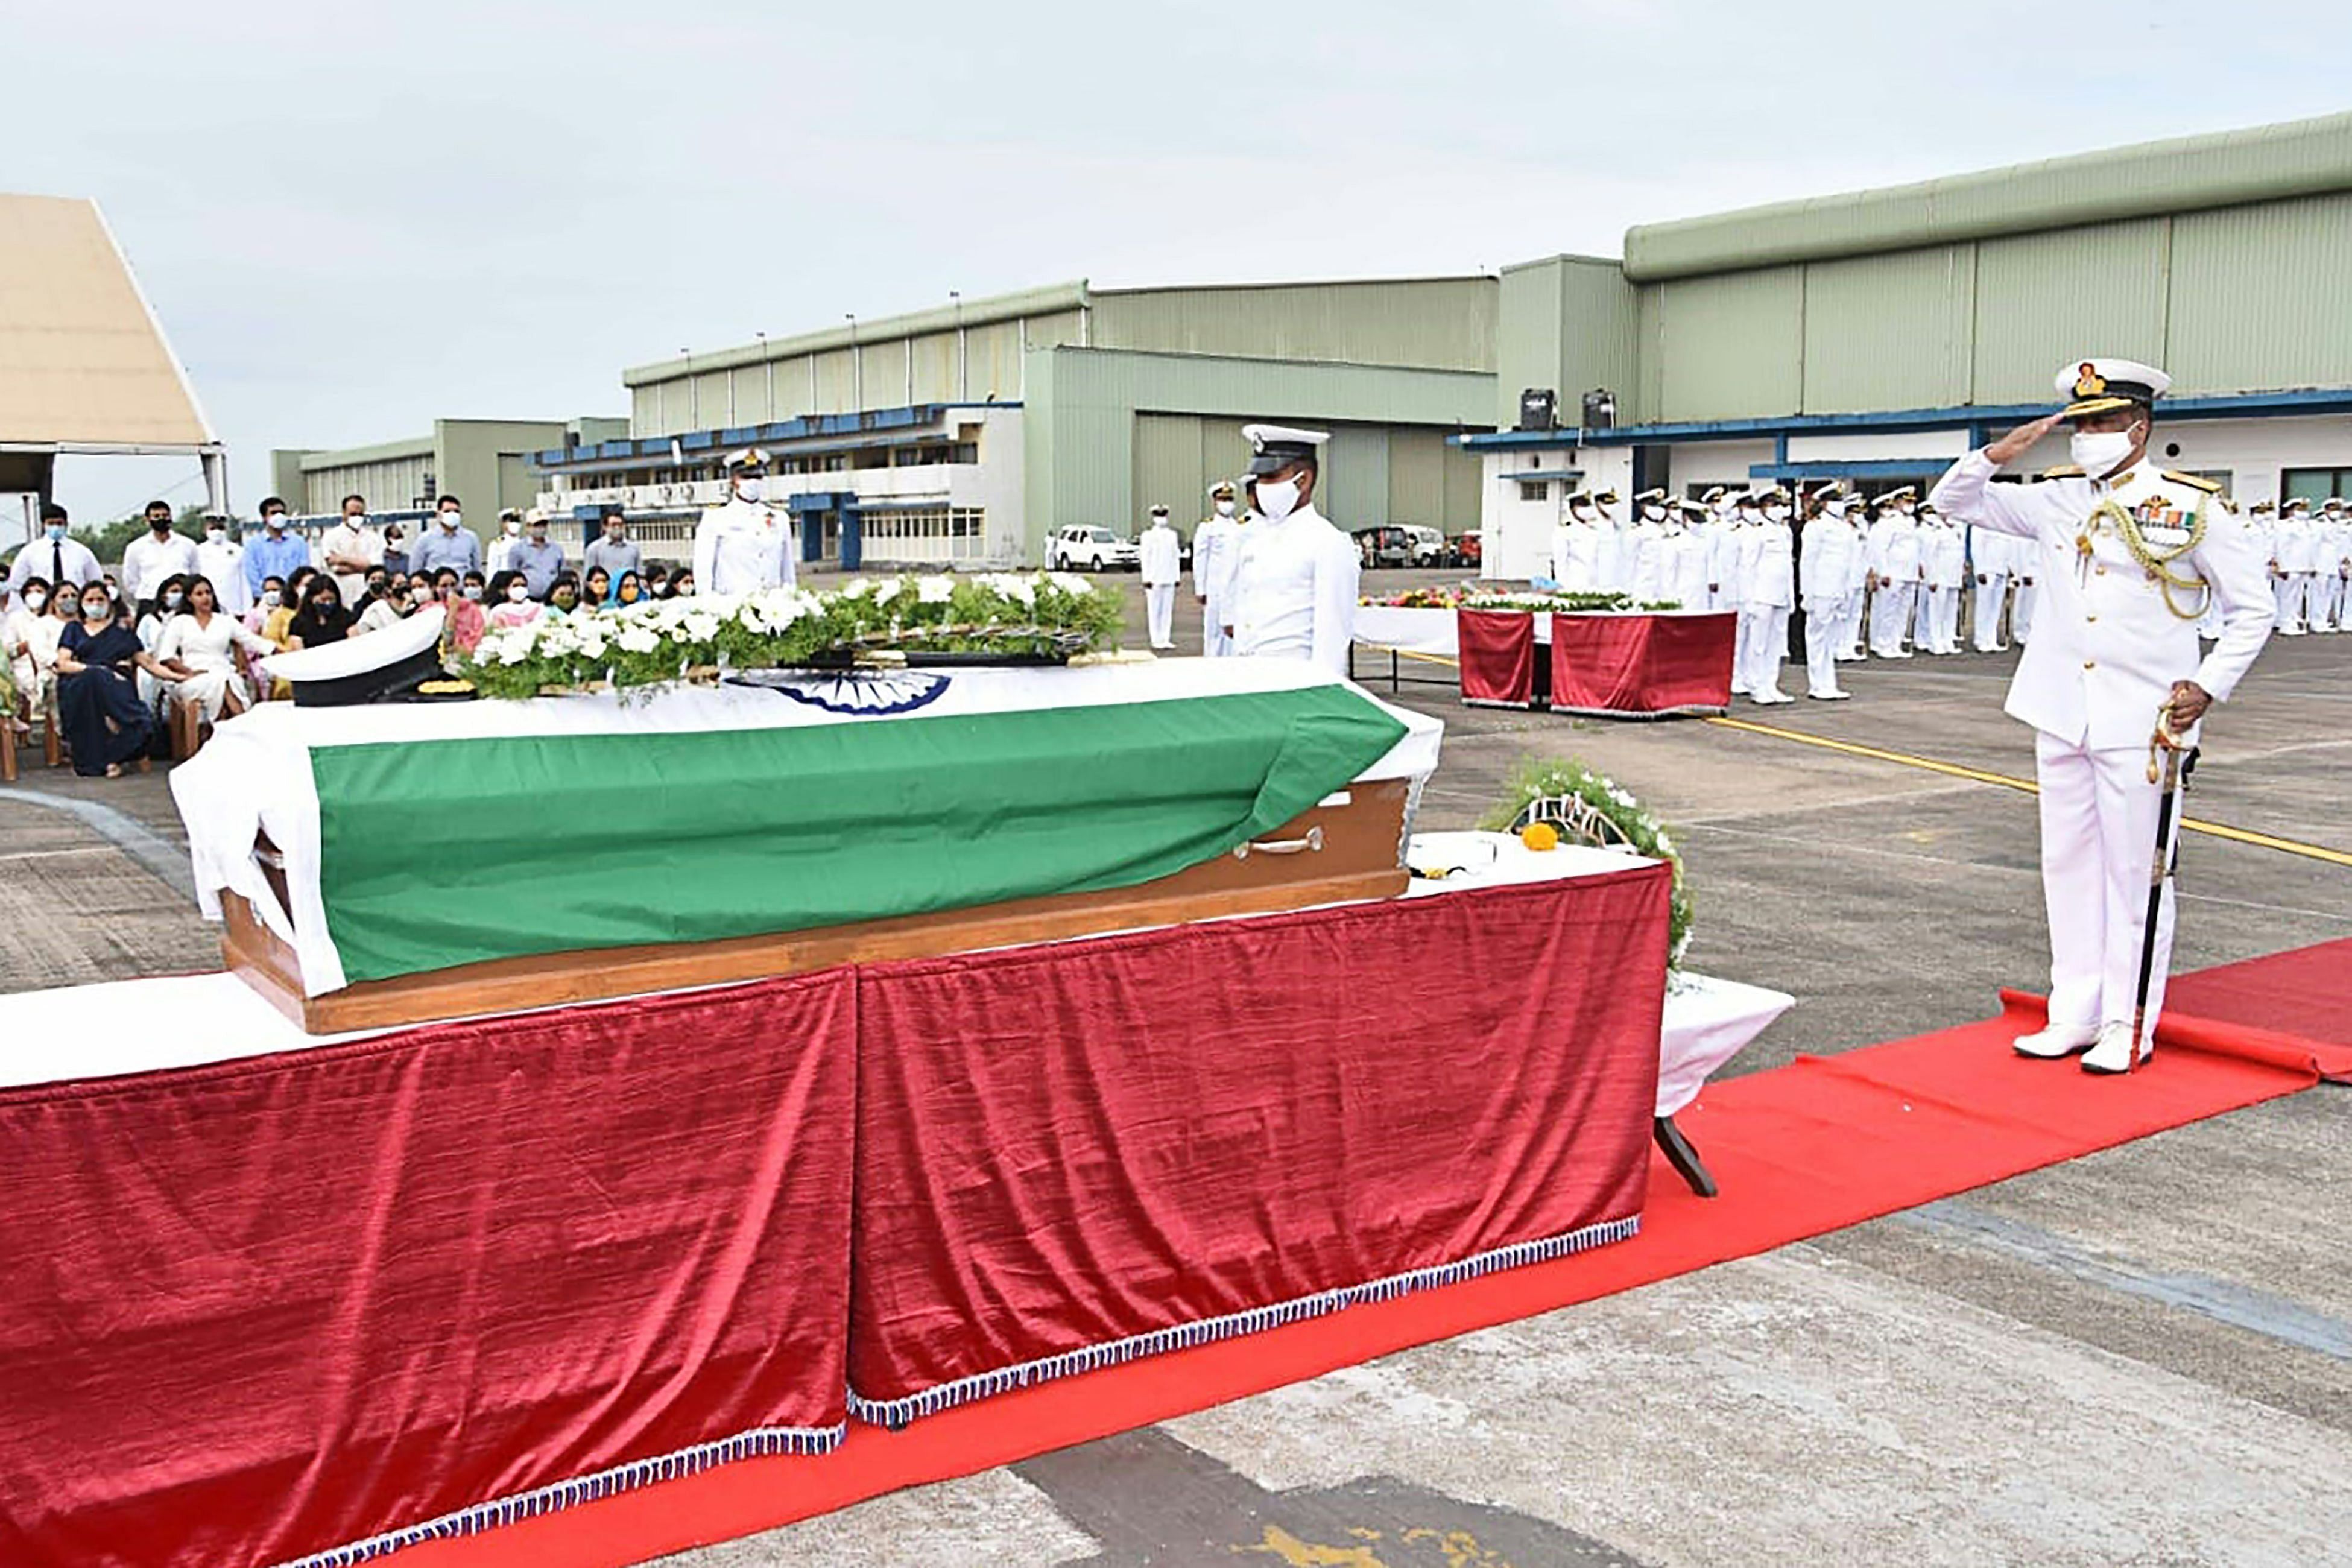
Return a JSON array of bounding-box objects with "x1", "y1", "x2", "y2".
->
[{"x1": 173, "y1": 659, "x2": 1441, "y2": 1034}]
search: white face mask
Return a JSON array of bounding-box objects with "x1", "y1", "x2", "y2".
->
[
  {"x1": 162, "y1": 591, "x2": 183, "y2": 610},
  {"x1": 1642, "y1": 505, "x2": 1664, "y2": 522},
  {"x1": 440, "y1": 512, "x2": 463, "y2": 530},
  {"x1": 25, "y1": 592, "x2": 46, "y2": 612},
  {"x1": 507, "y1": 583, "x2": 530, "y2": 602},
  {"x1": 1766, "y1": 505, "x2": 1790, "y2": 523},
  {"x1": 262, "y1": 589, "x2": 281, "y2": 609},
  {"x1": 502, "y1": 519, "x2": 520, "y2": 536},
  {"x1": 735, "y1": 478, "x2": 765, "y2": 503},
  {"x1": 205, "y1": 525, "x2": 226, "y2": 541},
  {"x1": 1254, "y1": 477, "x2": 1300, "y2": 521},
  {"x1": 1215, "y1": 501, "x2": 1235, "y2": 517},
  {"x1": 2069, "y1": 425, "x2": 2142, "y2": 481}
]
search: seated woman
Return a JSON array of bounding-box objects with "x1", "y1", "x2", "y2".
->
[
  {"x1": 356, "y1": 572, "x2": 433, "y2": 634},
  {"x1": 154, "y1": 575, "x2": 276, "y2": 728},
  {"x1": 284, "y1": 574, "x2": 355, "y2": 650},
  {"x1": 543, "y1": 571, "x2": 584, "y2": 619},
  {"x1": 432, "y1": 567, "x2": 488, "y2": 656},
  {"x1": 612, "y1": 568, "x2": 650, "y2": 609},
  {"x1": 4, "y1": 577, "x2": 55, "y2": 734},
  {"x1": 55, "y1": 584, "x2": 168, "y2": 777},
  {"x1": 581, "y1": 564, "x2": 612, "y2": 609},
  {"x1": 135, "y1": 573, "x2": 191, "y2": 716},
  {"x1": 644, "y1": 566, "x2": 671, "y2": 598},
  {"x1": 666, "y1": 568, "x2": 695, "y2": 599},
  {"x1": 484, "y1": 569, "x2": 541, "y2": 631}
]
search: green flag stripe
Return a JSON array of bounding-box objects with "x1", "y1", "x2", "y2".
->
[{"x1": 311, "y1": 686, "x2": 1408, "y2": 984}]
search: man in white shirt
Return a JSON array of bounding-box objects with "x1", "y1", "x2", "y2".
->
[
  {"x1": 695, "y1": 447, "x2": 795, "y2": 595},
  {"x1": 7, "y1": 504, "x2": 104, "y2": 595},
  {"x1": 1929, "y1": 356, "x2": 2272, "y2": 1075},
  {"x1": 1740, "y1": 487, "x2": 1795, "y2": 703},
  {"x1": 1137, "y1": 505, "x2": 1182, "y2": 650},
  {"x1": 120, "y1": 500, "x2": 201, "y2": 609},
  {"x1": 194, "y1": 514, "x2": 250, "y2": 617},
  {"x1": 1865, "y1": 490, "x2": 1921, "y2": 657},
  {"x1": 1191, "y1": 481, "x2": 1243, "y2": 657},
  {"x1": 319, "y1": 493, "x2": 386, "y2": 605},
  {"x1": 1226, "y1": 425, "x2": 1359, "y2": 678},
  {"x1": 1798, "y1": 486, "x2": 1864, "y2": 700}
]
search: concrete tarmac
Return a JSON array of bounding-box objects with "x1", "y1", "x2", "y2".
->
[{"x1": 4, "y1": 570, "x2": 2345, "y2": 1567}]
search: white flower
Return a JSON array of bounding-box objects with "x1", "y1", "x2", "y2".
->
[
  {"x1": 496, "y1": 637, "x2": 532, "y2": 665},
  {"x1": 917, "y1": 575, "x2": 955, "y2": 605},
  {"x1": 618, "y1": 624, "x2": 660, "y2": 654},
  {"x1": 1045, "y1": 572, "x2": 1090, "y2": 598},
  {"x1": 873, "y1": 576, "x2": 904, "y2": 607}
]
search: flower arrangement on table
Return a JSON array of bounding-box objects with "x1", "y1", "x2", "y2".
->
[
  {"x1": 1479, "y1": 755, "x2": 1693, "y2": 967},
  {"x1": 461, "y1": 572, "x2": 1124, "y2": 700},
  {"x1": 1361, "y1": 584, "x2": 1476, "y2": 609},
  {"x1": 1359, "y1": 586, "x2": 1684, "y2": 613}
]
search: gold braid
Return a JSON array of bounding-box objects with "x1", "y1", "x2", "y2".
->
[{"x1": 2091, "y1": 495, "x2": 2210, "y2": 621}]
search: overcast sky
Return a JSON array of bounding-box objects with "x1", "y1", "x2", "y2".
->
[{"x1": 16, "y1": 0, "x2": 2348, "y2": 520}]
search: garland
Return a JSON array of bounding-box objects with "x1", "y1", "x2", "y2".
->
[
  {"x1": 1360, "y1": 586, "x2": 1683, "y2": 613},
  {"x1": 1478, "y1": 756, "x2": 1694, "y2": 967},
  {"x1": 460, "y1": 572, "x2": 1124, "y2": 700}
]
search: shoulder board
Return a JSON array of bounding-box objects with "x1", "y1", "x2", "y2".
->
[
  {"x1": 2040, "y1": 465, "x2": 2084, "y2": 479},
  {"x1": 2164, "y1": 470, "x2": 2222, "y2": 494}
]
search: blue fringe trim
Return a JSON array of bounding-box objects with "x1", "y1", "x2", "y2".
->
[
  {"x1": 269, "y1": 1421, "x2": 845, "y2": 1568},
  {"x1": 847, "y1": 1212, "x2": 1642, "y2": 1429}
]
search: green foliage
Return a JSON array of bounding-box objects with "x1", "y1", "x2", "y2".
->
[
  {"x1": 459, "y1": 572, "x2": 1127, "y2": 701},
  {"x1": 1478, "y1": 754, "x2": 1695, "y2": 967}
]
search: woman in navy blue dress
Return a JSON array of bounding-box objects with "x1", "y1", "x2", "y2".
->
[{"x1": 54, "y1": 583, "x2": 169, "y2": 777}]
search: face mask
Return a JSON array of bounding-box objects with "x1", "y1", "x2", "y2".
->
[
  {"x1": 317, "y1": 598, "x2": 340, "y2": 613},
  {"x1": 265, "y1": 517, "x2": 285, "y2": 532},
  {"x1": 1766, "y1": 506, "x2": 1790, "y2": 523},
  {"x1": 163, "y1": 591, "x2": 183, "y2": 611},
  {"x1": 262, "y1": 589, "x2": 282, "y2": 609},
  {"x1": 735, "y1": 478, "x2": 765, "y2": 503},
  {"x1": 507, "y1": 583, "x2": 530, "y2": 602},
  {"x1": 528, "y1": 531, "x2": 548, "y2": 547},
  {"x1": 1253, "y1": 478, "x2": 1300, "y2": 520},
  {"x1": 411, "y1": 585, "x2": 434, "y2": 606},
  {"x1": 46, "y1": 523, "x2": 68, "y2": 541},
  {"x1": 2069, "y1": 425, "x2": 2141, "y2": 480},
  {"x1": 1215, "y1": 501, "x2": 1235, "y2": 517},
  {"x1": 367, "y1": 581, "x2": 387, "y2": 598},
  {"x1": 83, "y1": 600, "x2": 110, "y2": 620},
  {"x1": 1642, "y1": 505, "x2": 1664, "y2": 522},
  {"x1": 25, "y1": 592, "x2": 46, "y2": 612},
  {"x1": 502, "y1": 519, "x2": 520, "y2": 537},
  {"x1": 463, "y1": 584, "x2": 482, "y2": 601},
  {"x1": 150, "y1": 520, "x2": 172, "y2": 534},
  {"x1": 607, "y1": 527, "x2": 625, "y2": 541},
  {"x1": 441, "y1": 512, "x2": 462, "y2": 530},
  {"x1": 346, "y1": 514, "x2": 367, "y2": 528},
  {"x1": 553, "y1": 592, "x2": 576, "y2": 609},
  {"x1": 206, "y1": 526, "x2": 226, "y2": 541}
]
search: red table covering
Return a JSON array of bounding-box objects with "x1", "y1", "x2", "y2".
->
[
  {"x1": 1550, "y1": 612, "x2": 1736, "y2": 718},
  {"x1": 1455, "y1": 608, "x2": 1537, "y2": 707},
  {"x1": 847, "y1": 866, "x2": 1671, "y2": 1424},
  {"x1": 0, "y1": 974, "x2": 858, "y2": 1568}
]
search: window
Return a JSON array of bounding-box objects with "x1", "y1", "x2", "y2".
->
[
  {"x1": 2283, "y1": 467, "x2": 2352, "y2": 505},
  {"x1": 1517, "y1": 481, "x2": 1550, "y2": 502}
]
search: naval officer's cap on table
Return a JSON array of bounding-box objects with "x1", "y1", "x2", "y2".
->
[
  {"x1": 2056, "y1": 357, "x2": 2171, "y2": 419},
  {"x1": 1242, "y1": 424, "x2": 1329, "y2": 475}
]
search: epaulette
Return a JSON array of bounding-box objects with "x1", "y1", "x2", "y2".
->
[
  {"x1": 2040, "y1": 465, "x2": 2084, "y2": 479},
  {"x1": 2164, "y1": 470, "x2": 2222, "y2": 494}
]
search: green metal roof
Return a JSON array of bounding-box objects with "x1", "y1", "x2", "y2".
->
[{"x1": 1623, "y1": 110, "x2": 2352, "y2": 282}]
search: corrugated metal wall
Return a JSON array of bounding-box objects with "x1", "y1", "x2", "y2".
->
[
  {"x1": 1970, "y1": 218, "x2": 2168, "y2": 403},
  {"x1": 1092, "y1": 278, "x2": 1497, "y2": 375},
  {"x1": 2168, "y1": 192, "x2": 2352, "y2": 393},
  {"x1": 1131, "y1": 414, "x2": 1202, "y2": 530},
  {"x1": 1802, "y1": 246, "x2": 1975, "y2": 414},
  {"x1": 1649, "y1": 266, "x2": 1804, "y2": 421}
]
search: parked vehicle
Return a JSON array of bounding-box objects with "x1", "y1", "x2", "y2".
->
[
  {"x1": 1402, "y1": 525, "x2": 1446, "y2": 567},
  {"x1": 1451, "y1": 531, "x2": 1482, "y2": 568},
  {"x1": 1351, "y1": 526, "x2": 1413, "y2": 568},
  {"x1": 1046, "y1": 525, "x2": 1142, "y2": 572}
]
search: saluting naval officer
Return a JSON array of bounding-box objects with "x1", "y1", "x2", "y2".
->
[
  {"x1": 1225, "y1": 425, "x2": 1359, "y2": 678},
  {"x1": 694, "y1": 447, "x2": 796, "y2": 595},
  {"x1": 1929, "y1": 358, "x2": 2273, "y2": 1074}
]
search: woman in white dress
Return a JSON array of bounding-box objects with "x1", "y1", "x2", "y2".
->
[{"x1": 154, "y1": 575, "x2": 276, "y2": 725}]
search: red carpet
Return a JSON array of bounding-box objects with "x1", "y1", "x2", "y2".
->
[{"x1": 403, "y1": 963, "x2": 2350, "y2": 1568}]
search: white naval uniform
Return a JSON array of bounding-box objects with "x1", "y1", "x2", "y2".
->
[
  {"x1": 1867, "y1": 513, "x2": 1921, "y2": 656},
  {"x1": 2320, "y1": 514, "x2": 2352, "y2": 630},
  {"x1": 1139, "y1": 520, "x2": 1182, "y2": 649},
  {"x1": 1929, "y1": 451, "x2": 2272, "y2": 1048},
  {"x1": 694, "y1": 497, "x2": 795, "y2": 595},
  {"x1": 1740, "y1": 517, "x2": 1795, "y2": 703},
  {"x1": 1624, "y1": 517, "x2": 1666, "y2": 602},
  {"x1": 195, "y1": 534, "x2": 251, "y2": 618},
  {"x1": 1192, "y1": 511, "x2": 1241, "y2": 657},
  {"x1": 1552, "y1": 519, "x2": 1604, "y2": 593},
  {"x1": 1659, "y1": 523, "x2": 1710, "y2": 612},
  {"x1": 1798, "y1": 511, "x2": 1865, "y2": 698},
  {"x1": 2272, "y1": 514, "x2": 2315, "y2": 633},
  {"x1": 1227, "y1": 502, "x2": 1361, "y2": 680},
  {"x1": 1968, "y1": 527, "x2": 2012, "y2": 652},
  {"x1": 1915, "y1": 520, "x2": 1966, "y2": 654}
]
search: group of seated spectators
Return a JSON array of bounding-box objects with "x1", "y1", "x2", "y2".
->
[{"x1": 2, "y1": 555, "x2": 701, "y2": 779}]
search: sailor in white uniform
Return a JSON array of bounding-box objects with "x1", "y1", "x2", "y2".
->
[
  {"x1": 1915, "y1": 503, "x2": 1967, "y2": 654},
  {"x1": 1623, "y1": 490, "x2": 1669, "y2": 602},
  {"x1": 694, "y1": 447, "x2": 796, "y2": 596},
  {"x1": 1929, "y1": 357, "x2": 2272, "y2": 1075},
  {"x1": 1798, "y1": 485, "x2": 1864, "y2": 700},
  {"x1": 1226, "y1": 425, "x2": 1359, "y2": 678},
  {"x1": 1866, "y1": 488, "x2": 1921, "y2": 657},
  {"x1": 1139, "y1": 505, "x2": 1182, "y2": 650},
  {"x1": 1659, "y1": 499, "x2": 1712, "y2": 612},
  {"x1": 1552, "y1": 492, "x2": 1607, "y2": 593},
  {"x1": 1192, "y1": 481, "x2": 1244, "y2": 658},
  {"x1": 1968, "y1": 524, "x2": 2012, "y2": 652},
  {"x1": 1740, "y1": 487, "x2": 1795, "y2": 703},
  {"x1": 2320, "y1": 499, "x2": 2352, "y2": 631}
]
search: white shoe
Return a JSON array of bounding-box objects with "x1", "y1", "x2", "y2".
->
[
  {"x1": 2013, "y1": 1021, "x2": 2098, "y2": 1059},
  {"x1": 1752, "y1": 690, "x2": 1792, "y2": 705},
  {"x1": 2081, "y1": 1020, "x2": 2152, "y2": 1075},
  {"x1": 1807, "y1": 689, "x2": 1851, "y2": 701}
]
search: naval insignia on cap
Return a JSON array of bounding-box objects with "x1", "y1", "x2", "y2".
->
[
  {"x1": 1241, "y1": 423, "x2": 1330, "y2": 475},
  {"x1": 725, "y1": 446, "x2": 771, "y2": 472},
  {"x1": 2056, "y1": 356, "x2": 2171, "y2": 418}
]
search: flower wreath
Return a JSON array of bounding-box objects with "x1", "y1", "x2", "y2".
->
[{"x1": 1479, "y1": 755, "x2": 1694, "y2": 967}]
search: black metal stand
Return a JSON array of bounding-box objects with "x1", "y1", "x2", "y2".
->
[{"x1": 1653, "y1": 1115, "x2": 1718, "y2": 1198}]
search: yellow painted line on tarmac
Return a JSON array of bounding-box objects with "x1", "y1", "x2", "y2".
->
[{"x1": 1704, "y1": 714, "x2": 2352, "y2": 868}]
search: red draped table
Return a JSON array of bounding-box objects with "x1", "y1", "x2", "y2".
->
[{"x1": 1455, "y1": 609, "x2": 1736, "y2": 718}]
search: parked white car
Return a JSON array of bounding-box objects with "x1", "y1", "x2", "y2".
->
[
  {"x1": 1046, "y1": 525, "x2": 1142, "y2": 572},
  {"x1": 1402, "y1": 525, "x2": 1446, "y2": 567}
]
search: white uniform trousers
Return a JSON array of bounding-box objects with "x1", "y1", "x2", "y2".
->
[
  {"x1": 2273, "y1": 575, "x2": 2304, "y2": 633},
  {"x1": 1836, "y1": 592, "x2": 1868, "y2": 661},
  {"x1": 1914, "y1": 586, "x2": 1959, "y2": 653},
  {"x1": 1144, "y1": 583, "x2": 1177, "y2": 649},
  {"x1": 2035, "y1": 730, "x2": 2183, "y2": 1049},
  {"x1": 2012, "y1": 579, "x2": 2039, "y2": 643},
  {"x1": 1801, "y1": 596, "x2": 1850, "y2": 697},
  {"x1": 1730, "y1": 606, "x2": 1753, "y2": 692},
  {"x1": 1869, "y1": 582, "x2": 1917, "y2": 656},
  {"x1": 2325, "y1": 574, "x2": 2348, "y2": 631},
  {"x1": 1739, "y1": 604, "x2": 1791, "y2": 701},
  {"x1": 1971, "y1": 575, "x2": 2009, "y2": 651},
  {"x1": 1201, "y1": 599, "x2": 1233, "y2": 657},
  {"x1": 2295, "y1": 574, "x2": 2322, "y2": 634}
]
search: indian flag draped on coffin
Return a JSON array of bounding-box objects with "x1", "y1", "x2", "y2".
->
[{"x1": 171, "y1": 659, "x2": 1440, "y2": 994}]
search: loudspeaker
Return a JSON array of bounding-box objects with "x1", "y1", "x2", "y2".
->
[{"x1": 1517, "y1": 388, "x2": 1557, "y2": 432}]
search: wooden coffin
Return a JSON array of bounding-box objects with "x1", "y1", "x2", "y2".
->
[{"x1": 222, "y1": 779, "x2": 1415, "y2": 1034}]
